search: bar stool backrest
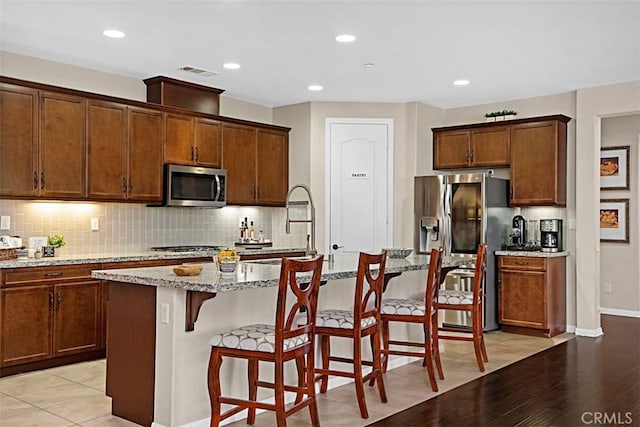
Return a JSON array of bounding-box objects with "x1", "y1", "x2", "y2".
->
[
  {"x1": 354, "y1": 251, "x2": 387, "y2": 331},
  {"x1": 426, "y1": 247, "x2": 444, "y2": 315},
  {"x1": 472, "y1": 244, "x2": 488, "y2": 306},
  {"x1": 276, "y1": 256, "x2": 324, "y2": 356}
]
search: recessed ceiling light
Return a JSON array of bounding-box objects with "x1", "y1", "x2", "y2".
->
[
  {"x1": 363, "y1": 63, "x2": 375, "y2": 68},
  {"x1": 336, "y1": 34, "x2": 356, "y2": 43},
  {"x1": 308, "y1": 85, "x2": 323, "y2": 91},
  {"x1": 453, "y1": 79, "x2": 470, "y2": 86},
  {"x1": 223, "y1": 63, "x2": 241, "y2": 70},
  {"x1": 103, "y1": 29, "x2": 125, "y2": 39}
]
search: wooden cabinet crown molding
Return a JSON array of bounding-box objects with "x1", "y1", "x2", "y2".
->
[
  {"x1": 431, "y1": 114, "x2": 571, "y2": 133},
  {"x1": 0, "y1": 75, "x2": 290, "y2": 133}
]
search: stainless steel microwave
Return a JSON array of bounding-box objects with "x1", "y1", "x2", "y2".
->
[{"x1": 164, "y1": 165, "x2": 227, "y2": 207}]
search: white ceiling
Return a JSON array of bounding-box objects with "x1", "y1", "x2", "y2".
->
[{"x1": 1, "y1": 1, "x2": 639, "y2": 109}]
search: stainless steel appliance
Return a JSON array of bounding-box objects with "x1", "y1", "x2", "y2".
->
[
  {"x1": 511, "y1": 215, "x2": 526, "y2": 247},
  {"x1": 540, "y1": 219, "x2": 562, "y2": 252},
  {"x1": 414, "y1": 173, "x2": 513, "y2": 331},
  {"x1": 164, "y1": 165, "x2": 227, "y2": 207}
]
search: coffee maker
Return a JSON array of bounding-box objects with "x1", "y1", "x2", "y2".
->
[
  {"x1": 511, "y1": 215, "x2": 526, "y2": 247},
  {"x1": 540, "y1": 219, "x2": 562, "y2": 252}
]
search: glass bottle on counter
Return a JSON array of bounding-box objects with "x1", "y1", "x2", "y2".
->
[{"x1": 249, "y1": 221, "x2": 255, "y2": 240}]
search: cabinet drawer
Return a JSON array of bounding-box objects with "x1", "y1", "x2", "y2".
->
[
  {"x1": 499, "y1": 256, "x2": 546, "y2": 271},
  {"x1": 2, "y1": 265, "x2": 97, "y2": 287}
]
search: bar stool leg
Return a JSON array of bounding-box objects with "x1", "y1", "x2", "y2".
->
[
  {"x1": 274, "y1": 363, "x2": 286, "y2": 427},
  {"x1": 207, "y1": 350, "x2": 223, "y2": 427},
  {"x1": 431, "y1": 313, "x2": 444, "y2": 380},
  {"x1": 372, "y1": 328, "x2": 388, "y2": 402},
  {"x1": 307, "y1": 351, "x2": 321, "y2": 427},
  {"x1": 422, "y1": 323, "x2": 438, "y2": 392},
  {"x1": 353, "y1": 337, "x2": 369, "y2": 419},
  {"x1": 319, "y1": 335, "x2": 330, "y2": 393},
  {"x1": 247, "y1": 359, "x2": 258, "y2": 424},
  {"x1": 295, "y1": 356, "x2": 305, "y2": 404},
  {"x1": 381, "y1": 319, "x2": 390, "y2": 373}
]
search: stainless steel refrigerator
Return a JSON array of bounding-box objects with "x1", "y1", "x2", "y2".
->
[{"x1": 414, "y1": 173, "x2": 514, "y2": 331}]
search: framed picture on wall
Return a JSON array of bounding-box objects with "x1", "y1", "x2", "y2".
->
[
  {"x1": 599, "y1": 199, "x2": 630, "y2": 243},
  {"x1": 600, "y1": 146, "x2": 630, "y2": 190}
]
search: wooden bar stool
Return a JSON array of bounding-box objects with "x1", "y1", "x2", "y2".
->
[
  {"x1": 207, "y1": 256, "x2": 324, "y2": 427},
  {"x1": 436, "y1": 243, "x2": 488, "y2": 372},
  {"x1": 380, "y1": 247, "x2": 444, "y2": 391},
  {"x1": 313, "y1": 251, "x2": 387, "y2": 419}
]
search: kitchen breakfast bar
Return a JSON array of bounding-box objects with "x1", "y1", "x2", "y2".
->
[{"x1": 92, "y1": 253, "x2": 465, "y2": 427}]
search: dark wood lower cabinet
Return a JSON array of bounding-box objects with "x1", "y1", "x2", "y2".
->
[
  {"x1": 53, "y1": 281, "x2": 101, "y2": 357},
  {"x1": 498, "y1": 255, "x2": 566, "y2": 337}
]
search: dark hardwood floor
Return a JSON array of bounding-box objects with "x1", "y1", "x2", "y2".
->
[{"x1": 369, "y1": 315, "x2": 640, "y2": 426}]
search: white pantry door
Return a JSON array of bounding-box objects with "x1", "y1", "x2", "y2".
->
[{"x1": 326, "y1": 118, "x2": 393, "y2": 255}]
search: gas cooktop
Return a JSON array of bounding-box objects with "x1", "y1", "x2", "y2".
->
[{"x1": 150, "y1": 245, "x2": 224, "y2": 252}]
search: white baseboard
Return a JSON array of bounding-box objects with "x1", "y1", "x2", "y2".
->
[
  {"x1": 599, "y1": 307, "x2": 640, "y2": 318},
  {"x1": 566, "y1": 324, "x2": 576, "y2": 333},
  {"x1": 574, "y1": 327, "x2": 604, "y2": 337}
]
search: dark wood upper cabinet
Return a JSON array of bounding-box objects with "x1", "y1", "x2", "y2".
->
[
  {"x1": 144, "y1": 75, "x2": 224, "y2": 115},
  {"x1": 222, "y1": 124, "x2": 289, "y2": 207},
  {"x1": 432, "y1": 115, "x2": 570, "y2": 207},
  {"x1": 127, "y1": 107, "x2": 163, "y2": 202},
  {"x1": 39, "y1": 92, "x2": 87, "y2": 199},
  {"x1": 256, "y1": 129, "x2": 289, "y2": 206},
  {"x1": 165, "y1": 114, "x2": 221, "y2": 168},
  {"x1": 510, "y1": 119, "x2": 568, "y2": 206},
  {"x1": 433, "y1": 125, "x2": 510, "y2": 169},
  {"x1": 87, "y1": 103, "x2": 163, "y2": 202},
  {"x1": 222, "y1": 123, "x2": 257, "y2": 205},
  {"x1": 0, "y1": 83, "x2": 38, "y2": 197},
  {"x1": 0, "y1": 76, "x2": 290, "y2": 205},
  {"x1": 87, "y1": 101, "x2": 127, "y2": 200}
]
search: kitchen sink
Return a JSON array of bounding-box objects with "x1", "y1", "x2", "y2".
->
[{"x1": 246, "y1": 256, "x2": 315, "y2": 265}]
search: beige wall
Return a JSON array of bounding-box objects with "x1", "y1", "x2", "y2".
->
[
  {"x1": 273, "y1": 102, "x2": 312, "y2": 187},
  {"x1": 575, "y1": 81, "x2": 640, "y2": 334},
  {"x1": 0, "y1": 50, "x2": 273, "y2": 122},
  {"x1": 600, "y1": 114, "x2": 640, "y2": 312}
]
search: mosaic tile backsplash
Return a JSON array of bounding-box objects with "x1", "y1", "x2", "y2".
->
[{"x1": 0, "y1": 200, "x2": 309, "y2": 255}]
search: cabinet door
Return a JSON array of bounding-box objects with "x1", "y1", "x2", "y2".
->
[
  {"x1": 53, "y1": 281, "x2": 101, "y2": 356},
  {"x1": 0, "y1": 285, "x2": 52, "y2": 366},
  {"x1": 194, "y1": 118, "x2": 221, "y2": 167},
  {"x1": 433, "y1": 130, "x2": 470, "y2": 169},
  {"x1": 0, "y1": 83, "x2": 38, "y2": 197},
  {"x1": 510, "y1": 120, "x2": 566, "y2": 206},
  {"x1": 128, "y1": 107, "x2": 163, "y2": 202},
  {"x1": 164, "y1": 114, "x2": 194, "y2": 165},
  {"x1": 87, "y1": 101, "x2": 127, "y2": 200},
  {"x1": 470, "y1": 125, "x2": 510, "y2": 167},
  {"x1": 499, "y1": 270, "x2": 547, "y2": 329},
  {"x1": 40, "y1": 92, "x2": 87, "y2": 199},
  {"x1": 256, "y1": 129, "x2": 288, "y2": 206},
  {"x1": 222, "y1": 123, "x2": 257, "y2": 205}
]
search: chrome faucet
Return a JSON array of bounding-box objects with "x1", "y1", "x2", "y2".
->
[{"x1": 285, "y1": 184, "x2": 317, "y2": 256}]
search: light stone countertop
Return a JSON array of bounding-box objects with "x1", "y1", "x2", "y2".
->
[
  {"x1": 92, "y1": 254, "x2": 468, "y2": 294},
  {"x1": 495, "y1": 250, "x2": 570, "y2": 258},
  {"x1": 0, "y1": 247, "x2": 305, "y2": 269}
]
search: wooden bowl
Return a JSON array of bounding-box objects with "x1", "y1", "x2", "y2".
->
[{"x1": 173, "y1": 264, "x2": 203, "y2": 276}]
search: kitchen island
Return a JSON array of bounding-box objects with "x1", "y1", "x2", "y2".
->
[{"x1": 92, "y1": 254, "x2": 465, "y2": 427}]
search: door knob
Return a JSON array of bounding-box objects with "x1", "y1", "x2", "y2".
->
[{"x1": 332, "y1": 244, "x2": 343, "y2": 250}]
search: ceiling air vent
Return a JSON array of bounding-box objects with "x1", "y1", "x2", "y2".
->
[{"x1": 178, "y1": 65, "x2": 218, "y2": 77}]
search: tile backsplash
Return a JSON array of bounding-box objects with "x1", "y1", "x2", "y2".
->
[{"x1": 0, "y1": 200, "x2": 308, "y2": 254}]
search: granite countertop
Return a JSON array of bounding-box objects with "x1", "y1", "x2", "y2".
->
[
  {"x1": 91, "y1": 254, "x2": 467, "y2": 294},
  {"x1": 0, "y1": 247, "x2": 306, "y2": 269},
  {"x1": 494, "y1": 250, "x2": 570, "y2": 258}
]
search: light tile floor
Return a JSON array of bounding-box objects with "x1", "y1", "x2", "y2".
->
[{"x1": 0, "y1": 331, "x2": 571, "y2": 426}]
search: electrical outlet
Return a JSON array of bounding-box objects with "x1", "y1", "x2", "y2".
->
[
  {"x1": 160, "y1": 303, "x2": 170, "y2": 324},
  {"x1": 604, "y1": 283, "x2": 612, "y2": 293},
  {"x1": 91, "y1": 217, "x2": 99, "y2": 231},
  {"x1": 0, "y1": 216, "x2": 9, "y2": 230}
]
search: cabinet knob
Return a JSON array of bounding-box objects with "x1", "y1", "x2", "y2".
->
[
  {"x1": 128, "y1": 178, "x2": 133, "y2": 194},
  {"x1": 33, "y1": 171, "x2": 38, "y2": 189},
  {"x1": 470, "y1": 149, "x2": 474, "y2": 162},
  {"x1": 195, "y1": 147, "x2": 199, "y2": 162},
  {"x1": 45, "y1": 272, "x2": 63, "y2": 278},
  {"x1": 122, "y1": 178, "x2": 127, "y2": 194},
  {"x1": 56, "y1": 291, "x2": 61, "y2": 310},
  {"x1": 41, "y1": 172, "x2": 45, "y2": 189},
  {"x1": 190, "y1": 146, "x2": 195, "y2": 161},
  {"x1": 49, "y1": 291, "x2": 54, "y2": 310}
]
